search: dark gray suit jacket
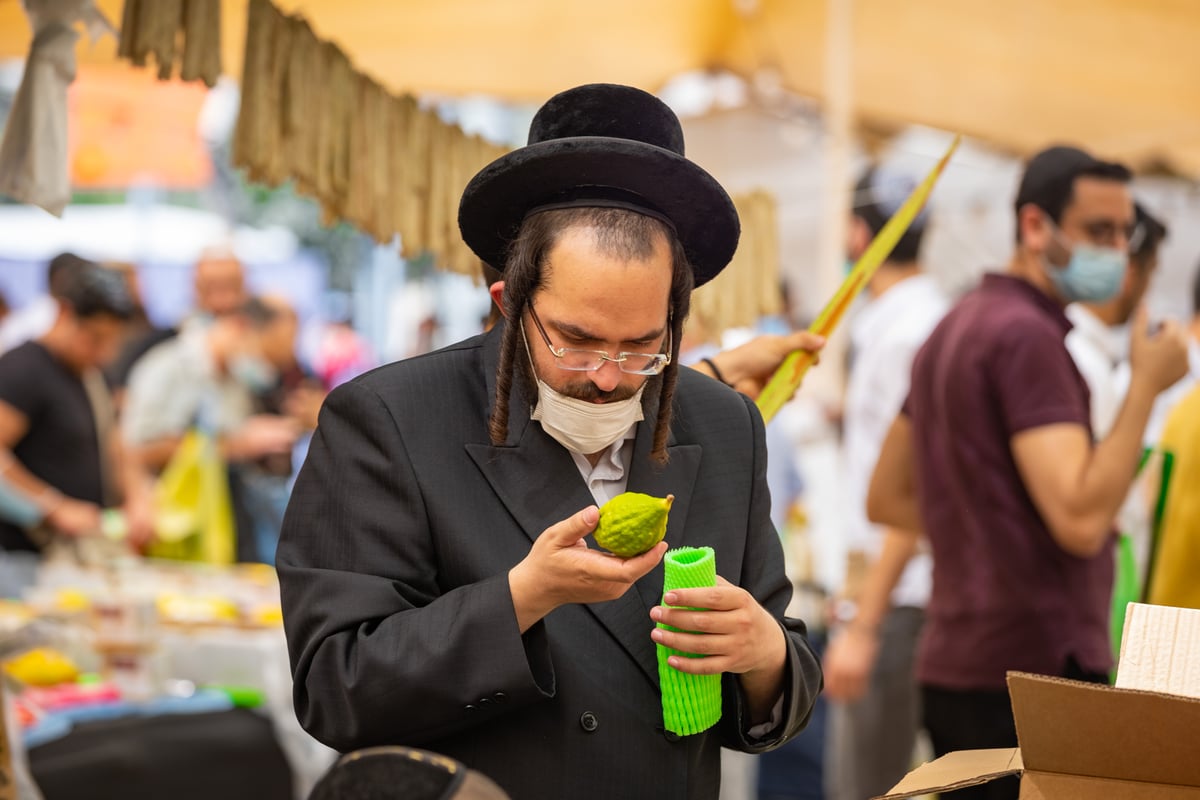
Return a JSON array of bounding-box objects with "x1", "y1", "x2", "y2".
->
[{"x1": 277, "y1": 324, "x2": 822, "y2": 800}]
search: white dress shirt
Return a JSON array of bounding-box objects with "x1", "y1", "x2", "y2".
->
[
  {"x1": 842, "y1": 273, "x2": 948, "y2": 609},
  {"x1": 1065, "y1": 304, "x2": 1200, "y2": 445},
  {"x1": 1065, "y1": 304, "x2": 1130, "y2": 438}
]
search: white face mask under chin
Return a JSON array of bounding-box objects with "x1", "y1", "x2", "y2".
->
[
  {"x1": 531, "y1": 379, "x2": 645, "y2": 455},
  {"x1": 522, "y1": 324, "x2": 645, "y2": 455}
]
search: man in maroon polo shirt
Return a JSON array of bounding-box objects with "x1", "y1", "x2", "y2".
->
[{"x1": 866, "y1": 146, "x2": 1190, "y2": 800}]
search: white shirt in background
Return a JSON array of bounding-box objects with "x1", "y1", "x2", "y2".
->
[
  {"x1": 842, "y1": 274, "x2": 948, "y2": 609},
  {"x1": 1065, "y1": 304, "x2": 1129, "y2": 438},
  {"x1": 1066, "y1": 304, "x2": 1200, "y2": 446}
]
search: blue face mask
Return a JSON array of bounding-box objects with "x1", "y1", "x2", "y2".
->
[
  {"x1": 229, "y1": 353, "x2": 279, "y2": 393},
  {"x1": 1042, "y1": 227, "x2": 1127, "y2": 304}
]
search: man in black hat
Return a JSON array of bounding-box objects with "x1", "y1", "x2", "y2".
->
[
  {"x1": 867, "y1": 145, "x2": 1188, "y2": 799},
  {"x1": 277, "y1": 84, "x2": 824, "y2": 799}
]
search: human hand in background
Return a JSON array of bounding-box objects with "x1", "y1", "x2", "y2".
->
[
  {"x1": 1129, "y1": 305, "x2": 1189, "y2": 395},
  {"x1": 701, "y1": 331, "x2": 826, "y2": 398},
  {"x1": 46, "y1": 496, "x2": 102, "y2": 538},
  {"x1": 822, "y1": 624, "x2": 880, "y2": 702}
]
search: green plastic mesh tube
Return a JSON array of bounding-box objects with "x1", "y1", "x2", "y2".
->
[{"x1": 657, "y1": 546, "x2": 722, "y2": 736}]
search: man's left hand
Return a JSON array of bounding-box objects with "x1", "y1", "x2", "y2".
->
[{"x1": 650, "y1": 576, "x2": 787, "y2": 719}]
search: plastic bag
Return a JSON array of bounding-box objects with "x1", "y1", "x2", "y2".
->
[{"x1": 148, "y1": 430, "x2": 235, "y2": 564}]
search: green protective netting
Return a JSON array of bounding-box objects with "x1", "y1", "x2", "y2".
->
[{"x1": 657, "y1": 546, "x2": 722, "y2": 736}]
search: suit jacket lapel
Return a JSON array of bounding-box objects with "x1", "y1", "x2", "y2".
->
[
  {"x1": 624, "y1": 418, "x2": 702, "y2": 630},
  {"x1": 465, "y1": 323, "x2": 591, "y2": 548}
]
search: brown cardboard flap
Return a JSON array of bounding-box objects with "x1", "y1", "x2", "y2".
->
[
  {"x1": 1008, "y1": 672, "x2": 1200, "y2": 789},
  {"x1": 874, "y1": 749, "x2": 1022, "y2": 799},
  {"x1": 1022, "y1": 771, "x2": 1200, "y2": 799}
]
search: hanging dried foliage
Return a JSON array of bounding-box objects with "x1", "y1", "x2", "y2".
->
[
  {"x1": 117, "y1": 0, "x2": 221, "y2": 87},
  {"x1": 687, "y1": 190, "x2": 784, "y2": 338},
  {"x1": 230, "y1": 0, "x2": 505, "y2": 276},
  {"x1": 114, "y1": 0, "x2": 785, "y2": 300}
]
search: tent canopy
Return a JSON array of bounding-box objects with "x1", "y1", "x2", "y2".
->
[{"x1": 2, "y1": 0, "x2": 1198, "y2": 174}]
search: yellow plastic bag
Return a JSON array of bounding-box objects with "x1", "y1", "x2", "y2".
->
[{"x1": 149, "y1": 430, "x2": 236, "y2": 564}]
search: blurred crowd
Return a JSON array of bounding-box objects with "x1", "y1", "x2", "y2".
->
[
  {"x1": 0, "y1": 248, "x2": 375, "y2": 589},
  {"x1": 771, "y1": 149, "x2": 1199, "y2": 800}
]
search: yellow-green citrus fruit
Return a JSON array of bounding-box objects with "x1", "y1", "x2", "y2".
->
[{"x1": 594, "y1": 492, "x2": 674, "y2": 557}]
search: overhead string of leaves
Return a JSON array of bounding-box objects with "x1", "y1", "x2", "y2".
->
[
  {"x1": 117, "y1": 0, "x2": 222, "y2": 87},
  {"x1": 230, "y1": 0, "x2": 509, "y2": 278}
]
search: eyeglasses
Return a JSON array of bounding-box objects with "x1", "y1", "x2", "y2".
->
[
  {"x1": 526, "y1": 303, "x2": 672, "y2": 375},
  {"x1": 1059, "y1": 217, "x2": 1137, "y2": 251}
]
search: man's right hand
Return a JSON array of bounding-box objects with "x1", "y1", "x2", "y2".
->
[
  {"x1": 508, "y1": 506, "x2": 668, "y2": 633},
  {"x1": 822, "y1": 625, "x2": 880, "y2": 702},
  {"x1": 227, "y1": 415, "x2": 299, "y2": 461},
  {"x1": 1130, "y1": 305, "x2": 1189, "y2": 395},
  {"x1": 46, "y1": 497, "x2": 102, "y2": 538}
]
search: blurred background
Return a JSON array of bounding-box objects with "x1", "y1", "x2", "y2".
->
[{"x1": 0, "y1": 2, "x2": 1198, "y2": 799}]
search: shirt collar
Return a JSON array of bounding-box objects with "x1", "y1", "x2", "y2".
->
[
  {"x1": 1065, "y1": 304, "x2": 1129, "y2": 366},
  {"x1": 569, "y1": 423, "x2": 638, "y2": 484},
  {"x1": 982, "y1": 273, "x2": 1073, "y2": 336}
]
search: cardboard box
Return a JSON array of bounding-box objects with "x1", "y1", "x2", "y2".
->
[{"x1": 878, "y1": 603, "x2": 1200, "y2": 800}]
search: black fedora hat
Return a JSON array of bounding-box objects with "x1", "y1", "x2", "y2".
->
[{"x1": 458, "y1": 83, "x2": 739, "y2": 287}]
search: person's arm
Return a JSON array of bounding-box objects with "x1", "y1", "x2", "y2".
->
[
  {"x1": 866, "y1": 413, "x2": 922, "y2": 532},
  {"x1": 0, "y1": 402, "x2": 100, "y2": 536},
  {"x1": 129, "y1": 437, "x2": 183, "y2": 472},
  {"x1": 822, "y1": 528, "x2": 919, "y2": 701},
  {"x1": 110, "y1": 432, "x2": 155, "y2": 548},
  {"x1": 694, "y1": 331, "x2": 826, "y2": 398},
  {"x1": 123, "y1": 351, "x2": 190, "y2": 473},
  {"x1": 218, "y1": 415, "x2": 300, "y2": 463},
  {"x1": 1011, "y1": 310, "x2": 1189, "y2": 558},
  {"x1": 130, "y1": 415, "x2": 299, "y2": 473}
]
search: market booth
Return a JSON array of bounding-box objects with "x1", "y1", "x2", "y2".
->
[{"x1": 1, "y1": 546, "x2": 332, "y2": 799}]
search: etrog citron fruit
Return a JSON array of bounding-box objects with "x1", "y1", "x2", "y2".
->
[{"x1": 594, "y1": 492, "x2": 674, "y2": 557}]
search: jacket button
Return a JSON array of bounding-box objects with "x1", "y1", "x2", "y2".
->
[
  {"x1": 479, "y1": 697, "x2": 494, "y2": 707},
  {"x1": 493, "y1": 692, "x2": 507, "y2": 703},
  {"x1": 579, "y1": 711, "x2": 599, "y2": 733},
  {"x1": 464, "y1": 704, "x2": 478, "y2": 713}
]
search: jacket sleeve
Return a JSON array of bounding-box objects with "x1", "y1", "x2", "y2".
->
[
  {"x1": 276, "y1": 380, "x2": 554, "y2": 753},
  {"x1": 718, "y1": 393, "x2": 823, "y2": 753}
]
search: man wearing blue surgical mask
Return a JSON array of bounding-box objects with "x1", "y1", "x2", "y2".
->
[
  {"x1": 866, "y1": 146, "x2": 1189, "y2": 800},
  {"x1": 1066, "y1": 202, "x2": 1169, "y2": 439}
]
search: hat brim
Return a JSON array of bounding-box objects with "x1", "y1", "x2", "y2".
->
[{"x1": 458, "y1": 137, "x2": 739, "y2": 287}]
